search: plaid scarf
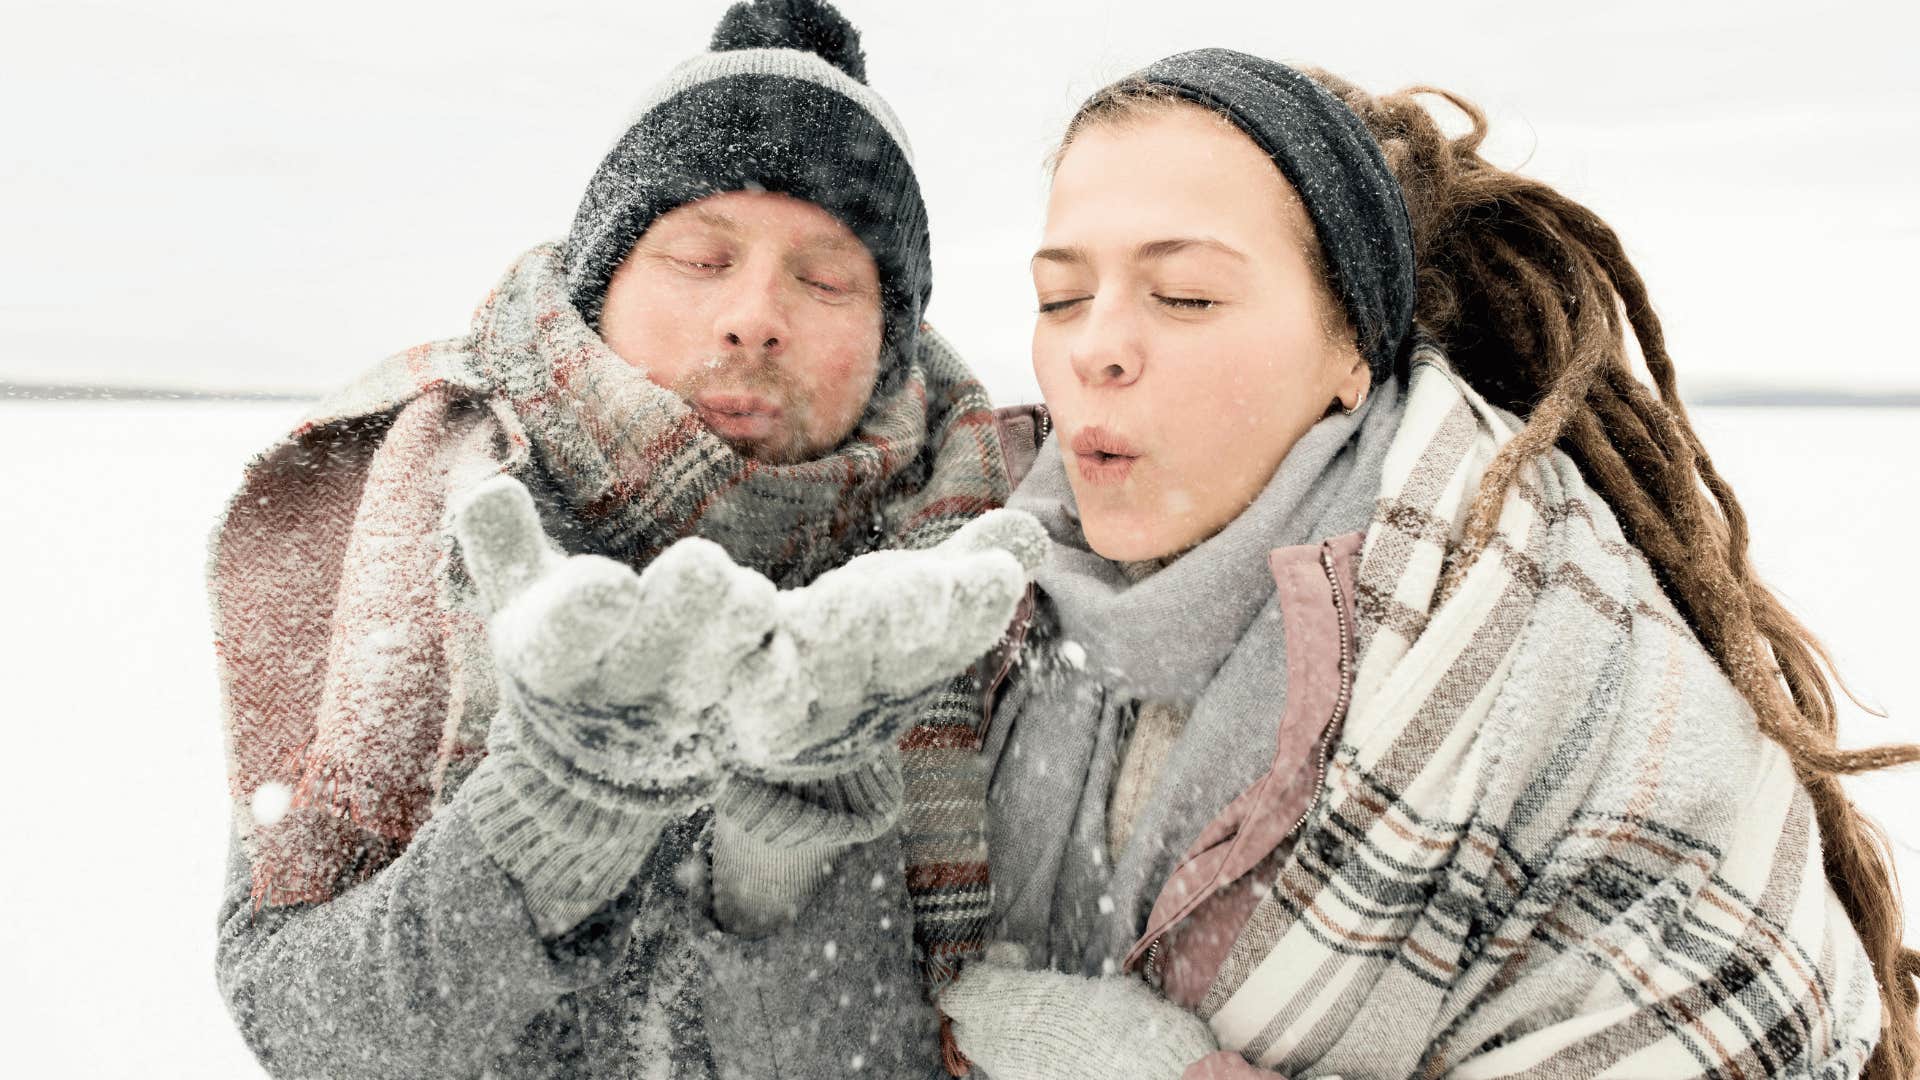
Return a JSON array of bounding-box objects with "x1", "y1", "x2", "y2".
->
[
  {"x1": 1192, "y1": 347, "x2": 1880, "y2": 1077},
  {"x1": 211, "y1": 243, "x2": 1004, "y2": 990}
]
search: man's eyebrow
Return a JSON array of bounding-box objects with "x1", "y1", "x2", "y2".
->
[
  {"x1": 689, "y1": 207, "x2": 740, "y2": 231},
  {"x1": 679, "y1": 210, "x2": 865, "y2": 260},
  {"x1": 794, "y1": 231, "x2": 868, "y2": 256}
]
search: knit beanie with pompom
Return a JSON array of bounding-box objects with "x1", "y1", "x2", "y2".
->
[{"x1": 563, "y1": 0, "x2": 930, "y2": 362}]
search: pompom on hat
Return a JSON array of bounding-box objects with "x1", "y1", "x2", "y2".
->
[
  {"x1": 709, "y1": 0, "x2": 868, "y2": 79},
  {"x1": 563, "y1": 0, "x2": 930, "y2": 361}
]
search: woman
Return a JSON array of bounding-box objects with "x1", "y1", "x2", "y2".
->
[{"x1": 938, "y1": 50, "x2": 1918, "y2": 1078}]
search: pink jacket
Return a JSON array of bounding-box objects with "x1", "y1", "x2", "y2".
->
[
  {"x1": 981, "y1": 406, "x2": 1363, "y2": 1079},
  {"x1": 1145, "y1": 532, "x2": 1361, "y2": 1080}
]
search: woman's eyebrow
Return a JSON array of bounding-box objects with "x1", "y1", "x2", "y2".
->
[
  {"x1": 1135, "y1": 237, "x2": 1247, "y2": 262},
  {"x1": 1030, "y1": 238, "x2": 1249, "y2": 266}
]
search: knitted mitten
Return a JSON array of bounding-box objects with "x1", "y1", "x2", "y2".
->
[
  {"x1": 452, "y1": 475, "x2": 777, "y2": 933},
  {"x1": 709, "y1": 758, "x2": 904, "y2": 936},
  {"x1": 728, "y1": 506, "x2": 1048, "y2": 779},
  {"x1": 941, "y1": 951, "x2": 1219, "y2": 1080},
  {"x1": 455, "y1": 475, "x2": 776, "y2": 806},
  {"x1": 707, "y1": 508, "x2": 1043, "y2": 935},
  {"x1": 450, "y1": 475, "x2": 1046, "y2": 934},
  {"x1": 458, "y1": 474, "x2": 1044, "y2": 789}
]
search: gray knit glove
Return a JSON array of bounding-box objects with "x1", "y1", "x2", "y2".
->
[
  {"x1": 706, "y1": 510, "x2": 1046, "y2": 935},
  {"x1": 451, "y1": 475, "x2": 1045, "y2": 933},
  {"x1": 726, "y1": 505, "x2": 1048, "y2": 780},
  {"x1": 453, "y1": 475, "x2": 773, "y2": 811},
  {"x1": 453, "y1": 475, "x2": 780, "y2": 933},
  {"x1": 456, "y1": 473, "x2": 1045, "y2": 789},
  {"x1": 942, "y1": 948, "x2": 1219, "y2": 1080}
]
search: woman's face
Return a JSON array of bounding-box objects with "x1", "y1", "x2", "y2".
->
[{"x1": 1032, "y1": 105, "x2": 1369, "y2": 562}]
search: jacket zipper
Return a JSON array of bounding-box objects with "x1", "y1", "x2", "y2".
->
[
  {"x1": 1145, "y1": 545, "x2": 1357, "y2": 990},
  {"x1": 1285, "y1": 545, "x2": 1356, "y2": 850}
]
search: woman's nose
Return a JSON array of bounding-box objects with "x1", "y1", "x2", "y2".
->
[{"x1": 1069, "y1": 298, "x2": 1143, "y2": 387}]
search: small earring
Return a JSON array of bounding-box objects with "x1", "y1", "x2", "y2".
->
[{"x1": 1341, "y1": 388, "x2": 1367, "y2": 416}]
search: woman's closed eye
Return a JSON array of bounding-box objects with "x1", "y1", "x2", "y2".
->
[
  {"x1": 1037, "y1": 296, "x2": 1089, "y2": 315},
  {"x1": 1155, "y1": 294, "x2": 1217, "y2": 311}
]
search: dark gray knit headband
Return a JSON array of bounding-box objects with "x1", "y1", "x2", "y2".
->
[{"x1": 1140, "y1": 49, "x2": 1416, "y2": 382}]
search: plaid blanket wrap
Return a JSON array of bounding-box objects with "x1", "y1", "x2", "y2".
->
[
  {"x1": 1198, "y1": 347, "x2": 1881, "y2": 1078},
  {"x1": 210, "y1": 243, "x2": 1005, "y2": 990}
]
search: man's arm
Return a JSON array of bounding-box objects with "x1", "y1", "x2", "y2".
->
[
  {"x1": 214, "y1": 774, "x2": 679, "y2": 1079},
  {"x1": 215, "y1": 476, "x2": 1047, "y2": 1074}
]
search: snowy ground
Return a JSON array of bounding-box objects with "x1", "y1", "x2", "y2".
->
[{"x1": 0, "y1": 401, "x2": 1913, "y2": 1078}]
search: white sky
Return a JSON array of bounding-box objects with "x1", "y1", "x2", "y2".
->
[{"x1": 3, "y1": 0, "x2": 1916, "y2": 401}]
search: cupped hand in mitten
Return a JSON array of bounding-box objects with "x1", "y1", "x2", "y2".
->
[
  {"x1": 723, "y1": 507, "x2": 1049, "y2": 779},
  {"x1": 455, "y1": 476, "x2": 1047, "y2": 793},
  {"x1": 940, "y1": 947, "x2": 1218, "y2": 1080},
  {"x1": 451, "y1": 474, "x2": 777, "y2": 805}
]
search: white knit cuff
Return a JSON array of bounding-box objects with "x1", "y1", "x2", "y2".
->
[
  {"x1": 462, "y1": 736, "x2": 680, "y2": 937},
  {"x1": 712, "y1": 758, "x2": 902, "y2": 850},
  {"x1": 707, "y1": 760, "x2": 903, "y2": 936}
]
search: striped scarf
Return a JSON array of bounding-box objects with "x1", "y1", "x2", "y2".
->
[
  {"x1": 211, "y1": 243, "x2": 1003, "y2": 990},
  {"x1": 1197, "y1": 347, "x2": 1880, "y2": 1077}
]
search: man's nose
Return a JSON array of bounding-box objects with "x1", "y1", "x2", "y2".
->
[{"x1": 716, "y1": 264, "x2": 791, "y2": 358}]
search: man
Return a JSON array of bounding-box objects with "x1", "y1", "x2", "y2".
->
[{"x1": 209, "y1": 2, "x2": 1043, "y2": 1075}]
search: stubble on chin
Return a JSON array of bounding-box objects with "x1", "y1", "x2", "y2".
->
[{"x1": 720, "y1": 425, "x2": 814, "y2": 466}]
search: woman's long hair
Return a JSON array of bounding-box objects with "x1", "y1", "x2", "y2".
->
[{"x1": 1059, "y1": 75, "x2": 1920, "y2": 1076}]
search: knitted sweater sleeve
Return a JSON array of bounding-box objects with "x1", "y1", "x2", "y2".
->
[
  {"x1": 214, "y1": 774, "x2": 679, "y2": 1079},
  {"x1": 215, "y1": 724, "x2": 904, "y2": 1077}
]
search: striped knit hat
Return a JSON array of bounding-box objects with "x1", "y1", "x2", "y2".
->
[{"x1": 563, "y1": 0, "x2": 930, "y2": 361}]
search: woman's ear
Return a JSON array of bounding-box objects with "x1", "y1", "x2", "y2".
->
[{"x1": 1332, "y1": 354, "x2": 1371, "y2": 414}]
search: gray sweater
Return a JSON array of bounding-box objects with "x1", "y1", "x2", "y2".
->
[{"x1": 215, "y1": 767, "x2": 944, "y2": 1078}]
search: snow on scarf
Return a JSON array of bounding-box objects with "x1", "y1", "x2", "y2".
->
[
  {"x1": 209, "y1": 243, "x2": 1005, "y2": 987},
  {"x1": 1194, "y1": 347, "x2": 1881, "y2": 1077}
]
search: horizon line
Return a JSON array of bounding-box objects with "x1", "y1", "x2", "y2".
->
[{"x1": 7, "y1": 380, "x2": 1920, "y2": 409}]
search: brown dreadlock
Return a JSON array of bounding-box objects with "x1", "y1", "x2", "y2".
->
[{"x1": 1059, "y1": 74, "x2": 1920, "y2": 1076}]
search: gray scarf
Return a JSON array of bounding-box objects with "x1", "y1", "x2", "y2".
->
[{"x1": 989, "y1": 377, "x2": 1404, "y2": 975}]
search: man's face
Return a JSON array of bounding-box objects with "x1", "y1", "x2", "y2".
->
[{"x1": 598, "y1": 190, "x2": 885, "y2": 465}]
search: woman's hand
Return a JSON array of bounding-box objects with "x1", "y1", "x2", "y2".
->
[{"x1": 940, "y1": 948, "x2": 1218, "y2": 1080}]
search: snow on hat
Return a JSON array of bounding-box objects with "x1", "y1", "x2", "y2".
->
[
  {"x1": 563, "y1": 0, "x2": 930, "y2": 361},
  {"x1": 1139, "y1": 49, "x2": 1416, "y2": 383}
]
